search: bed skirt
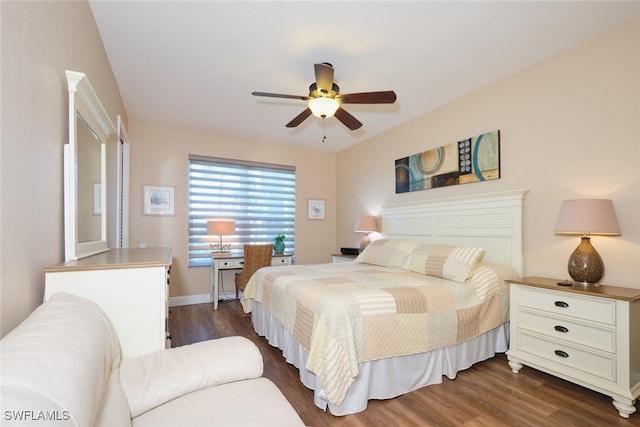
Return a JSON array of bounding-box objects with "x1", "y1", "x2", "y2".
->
[{"x1": 251, "y1": 301, "x2": 509, "y2": 416}]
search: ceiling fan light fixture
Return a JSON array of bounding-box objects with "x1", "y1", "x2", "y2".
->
[{"x1": 308, "y1": 97, "x2": 339, "y2": 118}]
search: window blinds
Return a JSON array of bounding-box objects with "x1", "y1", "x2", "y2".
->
[{"x1": 188, "y1": 155, "x2": 296, "y2": 267}]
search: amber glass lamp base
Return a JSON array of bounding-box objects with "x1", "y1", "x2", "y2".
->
[{"x1": 567, "y1": 236, "x2": 604, "y2": 285}]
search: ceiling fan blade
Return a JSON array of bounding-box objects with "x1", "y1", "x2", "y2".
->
[
  {"x1": 314, "y1": 63, "x2": 334, "y2": 93},
  {"x1": 334, "y1": 107, "x2": 363, "y2": 130},
  {"x1": 285, "y1": 108, "x2": 312, "y2": 128},
  {"x1": 252, "y1": 91, "x2": 310, "y2": 101},
  {"x1": 336, "y1": 91, "x2": 397, "y2": 104}
]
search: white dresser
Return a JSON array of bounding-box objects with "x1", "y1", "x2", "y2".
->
[
  {"x1": 44, "y1": 248, "x2": 172, "y2": 358},
  {"x1": 506, "y1": 277, "x2": 640, "y2": 418}
]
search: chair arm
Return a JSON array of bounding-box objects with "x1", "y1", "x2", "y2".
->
[{"x1": 119, "y1": 336, "x2": 263, "y2": 418}]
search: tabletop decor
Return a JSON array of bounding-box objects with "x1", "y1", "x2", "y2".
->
[
  {"x1": 207, "y1": 220, "x2": 236, "y2": 256},
  {"x1": 274, "y1": 234, "x2": 286, "y2": 254},
  {"x1": 554, "y1": 198, "x2": 620, "y2": 284}
]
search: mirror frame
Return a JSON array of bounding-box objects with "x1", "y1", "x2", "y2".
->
[{"x1": 64, "y1": 70, "x2": 115, "y2": 261}]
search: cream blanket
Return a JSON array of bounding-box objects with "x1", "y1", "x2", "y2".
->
[{"x1": 241, "y1": 262, "x2": 509, "y2": 405}]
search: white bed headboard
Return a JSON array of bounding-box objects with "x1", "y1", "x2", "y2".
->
[{"x1": 381, "y1": 189, "x2": 528, "y2": 276}]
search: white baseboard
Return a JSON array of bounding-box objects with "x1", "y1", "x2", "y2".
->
[
  {"x1": 169, "y1": 294, "x2": 210, "y2": 307},
  {"x1": 169, "y1": 292, "x2": 237, "y2": 307}
]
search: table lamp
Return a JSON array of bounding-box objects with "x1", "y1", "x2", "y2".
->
[
  {"x1": 355, "y1": 215, "x2": 378, "y2": 253},
  {"x1": 207, "y1": 220, "x2": 236, "y2": 256},
  {"x1": 554, "y1": 199, "x2": 620, "y2": 284}
]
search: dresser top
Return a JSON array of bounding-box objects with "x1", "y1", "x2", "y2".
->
[
  {"x1": 508, "y1": 276, "x2": 640, "y2": 302},
  {"x1": 44, "y1": 248, "x2": 172, "y2": 272}
]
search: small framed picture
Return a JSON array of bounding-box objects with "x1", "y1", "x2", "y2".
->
[
  {"x1": 307, "y1": 199, "x2": 325, "y2": 220},
  {"x1": 143, "y1": 185, "x2": 175, "y2": 216}
]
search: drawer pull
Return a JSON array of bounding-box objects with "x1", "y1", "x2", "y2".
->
[
  {"x1": 554, "y1": 325, "x2": 569, "y2": 333},
  {"x1": 554, "y1": 350, "x2": 569, "y2": 358},
  {"x1": 239, "y1": 261, "x2": 244, "y2": 265},
  {"x1": 554, "y1": 301, "x2": 569, "y2": 308}
]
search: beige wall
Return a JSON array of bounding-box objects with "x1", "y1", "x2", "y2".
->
[
  {"x1": 0, "y1": 1, "x2": 126, "y2": 336},
  {"x1": 127, "y1": 122, "x2": 336, "y2": 298},
  {"x1": 337, "y1": 20, "x2": 640, "y2": 289},
  {"x1": 2, "y1": 1, "x2": 637, "y2": 337}
]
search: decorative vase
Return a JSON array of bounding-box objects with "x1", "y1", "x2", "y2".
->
[
  {"x1": 274, "y1": 240, "x2": 285, "y2": 254},
  {"x1": 567, "y1": 236, "x2": 603, "y2": 284}
]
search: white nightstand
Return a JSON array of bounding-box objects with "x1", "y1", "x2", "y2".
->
[
  {"x1": 331, "y1": 253, "x2": 358, "y2": 263},
  {"x1": 506, "y1": 276, "x2": 640, "y2": 418}
]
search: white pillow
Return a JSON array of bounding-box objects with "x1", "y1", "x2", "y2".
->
[
  {"x1": 355, "y1": 239, "x2": 420, "y2": 268},
  {"x1": 407, "y1": 244, "x2": 485, "y2": 282}
]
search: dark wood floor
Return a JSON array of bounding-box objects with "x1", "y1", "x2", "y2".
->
[{"x1": 169, "y1": 301, "x2": 639, "y2": 426}]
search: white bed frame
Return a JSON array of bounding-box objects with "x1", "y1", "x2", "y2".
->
[
  {"x1": 381, "y1": 188, "x2": 528, "y2": 276},
  {"x1": 252, "y1": 189, "x2": 528, "y2": 415}
]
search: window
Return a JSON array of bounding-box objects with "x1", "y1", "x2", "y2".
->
[{"x1": 188, "y1": 155, "x2": 296, "y2": 267}]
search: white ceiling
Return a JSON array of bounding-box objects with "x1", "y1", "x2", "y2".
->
[{"x1": 89, "y1": 1, "x2": 639, "y2": 152}]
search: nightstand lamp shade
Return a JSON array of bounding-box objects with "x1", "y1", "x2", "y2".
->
[
  {"x1": 554, "y1": 199, "x2": 620, "y2": 284},
  {"x1": 207, "y1": 220, "x2": 236, "y2": 255},
  {"x1": 355, "y1": 215, "x2": 378, "y2": 253}
]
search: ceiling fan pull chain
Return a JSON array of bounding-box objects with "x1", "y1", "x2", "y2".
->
[{"x1": 322, "y1": 119, "x2": 327, "y2": 143}]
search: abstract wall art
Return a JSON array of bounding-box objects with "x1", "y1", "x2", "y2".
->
[{"x1": 395, "y1": 130, "x2": 500, "y2": 193}]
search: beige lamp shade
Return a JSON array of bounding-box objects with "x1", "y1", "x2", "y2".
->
[
  {"x1": 354, "y1": 216, "x2": 378, "y2": 233},
  {"x1": 207, "y1": 220, "x2": 236, "y2": 236},
  {"x1": 554, "y1": 199, "x2": 620, "y2": 236},
  {"x1": 554, "y1": 199, "x2": 620, "y2": 284}
]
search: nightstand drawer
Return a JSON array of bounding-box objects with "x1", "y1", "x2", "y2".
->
[
  {"x1": 517, "y1": 309, "x2": 616, "y2": 353},
  {"x1": 517, "y1": 286, "x2": 616, "y2": 325},
  {"x1": 272, "y1": 256, "x2": 292, "y2": 266},
  {"x1": 516, "y1": 331, "x2": 616, "y2": 381},
  {"x1": 216, "y1": 258, "x2": 245, "y2": 269}
]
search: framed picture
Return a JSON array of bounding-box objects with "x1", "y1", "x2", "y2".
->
[
  {"x1": 307, "y1": 199, "x2": 325, "y2": 220},
  {"x1": 395, "y1": 129, "x2": 500, "y2": 193},
  {"x1": 93, "y1": 183, "x2": 102, "y2": 215},
  {"x1": 143, "y1": 185, "x2": 175, "y2": 216}
]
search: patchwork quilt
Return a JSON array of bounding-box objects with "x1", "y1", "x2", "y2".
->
[{"x1": 241, "y1": 262, "x2": 509, "y2": 405}]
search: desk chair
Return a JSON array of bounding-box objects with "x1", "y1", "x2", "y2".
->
[{"x1": 235, "y1": 244, "x2": 273, "y2": 300}]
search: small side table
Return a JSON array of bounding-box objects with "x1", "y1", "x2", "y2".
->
[
  {"x1": 210, "y1": 253, "x2": 293, "y2": 309},
  {"x1": 506, "y1": 276, "x2": 640, "y2": 418},
  {"x1": 331, "y1": 253, "x2": 358, "y2": 263}
]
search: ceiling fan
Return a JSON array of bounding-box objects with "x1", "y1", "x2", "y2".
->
[{"x1": 252, "y1": 63, "x2": 397, "y2": 130}]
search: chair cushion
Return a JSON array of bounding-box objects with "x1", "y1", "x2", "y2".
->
[{"x1": 132, "y1": 377, "x2": 304, "y2": 427}]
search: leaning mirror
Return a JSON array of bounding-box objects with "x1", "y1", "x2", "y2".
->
[{"x1": 64, "y1": 70, "x2": 115, "y2": 261}]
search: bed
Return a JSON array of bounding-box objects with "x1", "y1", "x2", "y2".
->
[{"x1": 241, "y1": 189, "x2": 527, "y2": 415}]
